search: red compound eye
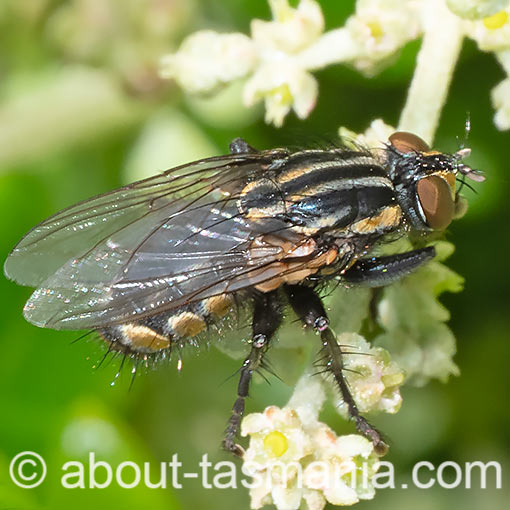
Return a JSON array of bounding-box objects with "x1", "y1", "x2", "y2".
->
[
  {"x1": 416, "y1": 175, "x2": 454, "y2": 230},
  {"x1": 389, "y1": 131, "x2": 430, "y2": 153}
]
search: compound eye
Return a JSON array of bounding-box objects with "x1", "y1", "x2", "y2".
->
[
  {"x1": 416, "y1": 175, "x2": 454, "y2": 230},
  {"x1": 389, "y1": 132, "x2": 430, "y2": 153}
]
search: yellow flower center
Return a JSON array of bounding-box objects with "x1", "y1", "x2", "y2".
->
[
  {"x1": 367, "y1": 21, "x2": 384, "y2": 39},
  {"x1": 382, "y1": 372, "x2": 405, "y2": 387},
  {"x1": 271, "y1": 84, "x2": 293, "y2": 106},
  {"x1": 271, "y1": 0, "x2": 293, "y2": 23},
  {"x1": 263, "y1": 430, "x2": 289, "y2": 457},
  {"x1": 483, "y1": 10, "x2": 508, "y2": 30}
]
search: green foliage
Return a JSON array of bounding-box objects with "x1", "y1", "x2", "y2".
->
[
  {"x1": 375, "y1": 241, "x2": 464, "y2": 385},
  {"x1": 0, "y1": 1, "x2": 508, "y2": 509}
]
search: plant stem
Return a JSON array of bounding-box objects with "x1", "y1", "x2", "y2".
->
[{"x1": 399, "y1": 0, "x2": 464, "y2": 145}]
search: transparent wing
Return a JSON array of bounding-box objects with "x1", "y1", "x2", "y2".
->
[
  {"x1": 5, "y1": 153, "x2": 268, "y2": 286},
  {"x1": 5, "y1": 151, "x2": 308, "y2": 330}
]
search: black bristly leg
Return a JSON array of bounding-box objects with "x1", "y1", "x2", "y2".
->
[
  {"x1": 229, "y1": 137, "x2": 258, "y2": 154},
  {"x1": 343, "y1": 247, "x2": 435, "y2": 328},
  {"x1": 284, "y1": 284, "x2": 388, "y2": 456},
  {"x1": 223, "y1": 248, "x2": 434, "y2": 456},
  {"x1": 223, "y1": 290, "x2": 282, "y2": 456},
  {"x1": 342, "y1": 246, "x2": 436, "y2": 287}
]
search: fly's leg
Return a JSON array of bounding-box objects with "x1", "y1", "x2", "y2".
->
[
  {"x1": 343, "y1": 247, "x2": 435, "y2": 327},
  {"x1": 284, "y1": 284, "x2": 388, "y2": 456},
  {"x1": 223, "y1": 291, "x2": 282, "y2": 456},
  {"x1": 229, "y1": 137, "x2": 258, "y2": 154},
  {"x1": 342, "y1": 246, "x2": 435, "y2": 287}
]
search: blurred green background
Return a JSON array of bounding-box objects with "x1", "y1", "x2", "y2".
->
[{"x1": 0, "y1": 1, "x2": 508, "y2": 509}]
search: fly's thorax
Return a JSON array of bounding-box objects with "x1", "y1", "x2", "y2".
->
[
  {"x1": 97, "y1": 293, "x2": 235, "y2": 356},
  {"x1": 238, "y1": 148, "x2": 400, "y2": 236}
]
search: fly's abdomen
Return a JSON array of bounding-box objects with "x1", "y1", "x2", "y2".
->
[{"x1": 98, "y1": 293, "x2": 235, "y2": 356}]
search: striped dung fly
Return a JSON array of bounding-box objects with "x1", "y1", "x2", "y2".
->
[{"x1": 4, "y1": 132, "x2": 484, "y2": 455}]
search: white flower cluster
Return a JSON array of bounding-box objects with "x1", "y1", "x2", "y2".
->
[
  {"x1": 159, "y1": 0, "x2": 510, "y2": 131},
  {"x1": 241, "y1": 376, "x2": 380, "y2": 510},
  {"x1": 159, "y1": 0, "x2": 418, "y2": 126},
  {"x1": 161, "y1": 0, "x2": 325, "y2": 126},
  {"x1": 374, "y1": 240, "x2": 464, "y2": 386},
  {"x1": 329, "y1": 333, "x2": 404, "y2": 417}
]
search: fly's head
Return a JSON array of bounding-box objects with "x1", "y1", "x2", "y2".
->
[{"x1": 386, "y1": 131, "x2": 485, "y2": 232}]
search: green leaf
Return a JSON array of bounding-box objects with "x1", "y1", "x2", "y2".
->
[{"x1": 374, "y1": 241, "x2": 464, "y2": 386}]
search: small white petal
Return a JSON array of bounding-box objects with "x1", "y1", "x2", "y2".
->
[
  {"x1": 287, "y1": 374, "x2": 326, "y2": 427},
  {"x1": 290, "y1": 71, "x2": 318, "y2": 119},
  {"x1": 302, "y1": 490, "x2": 326, "y2": 510},
  {"x1": 241, "y1": 411, "x2": 273, "y2": 436},
  {"x1": 264, "y1": 94, "x2": 293, "y2": 127},
  {"x1": 303, "y1": 460, "x2": 359, "y2": 505},
  {"x1": 272, "y1": 484, "x2": 303, "y2": 510},
  {"x1": 253, "y1": 0, "x2": 324, "y2": 53},
  {"x1": 335, "y1": 434, "x2": 374, "y2": 459},
  {"x1": 250, "y1": 483, "x2": 273, "y2": 509},
  {"x1": 323, "y1": 479, "x2": 360, "y2": 506}
]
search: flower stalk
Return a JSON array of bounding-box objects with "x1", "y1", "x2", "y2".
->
[{"x1": 398, "y1": 0, "x2": 465, "y2": 144}]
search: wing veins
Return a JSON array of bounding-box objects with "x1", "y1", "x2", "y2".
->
[
  {"x1": 18, "y1": 176, "x2": 218, "y2": 251},
  {"x1": 14, "y1": 156, "x2": 262, "y2": 253},
  {"x1": 117, "y1": 188, "x2": 244, "y2": 275}
]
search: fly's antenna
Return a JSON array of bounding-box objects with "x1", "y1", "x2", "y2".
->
[
  {"x1": 457, "y1": 113, "x2": 471, "y2": 150},
  {"x1": 455, "y1": 159, "x2": 485, "y2": 183},
  {"x1": 453, "y1": 115, "x2": 486, "y2": 183}
]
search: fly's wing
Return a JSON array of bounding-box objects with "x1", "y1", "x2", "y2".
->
[
  {"x1": 5, "y1": 154, "x2": 264, "y2": 286},
  {"x1": 4, "y1": 151, "x2": 308, "y2": 330}
]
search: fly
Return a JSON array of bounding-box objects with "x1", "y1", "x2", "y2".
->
[{"x1": 4, "y1": 132, "x2": 484, "y2": 456}]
